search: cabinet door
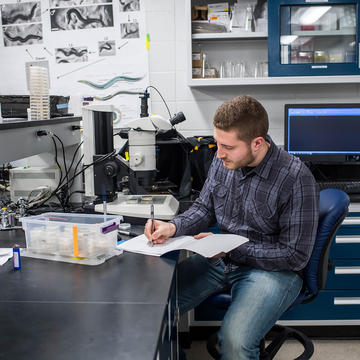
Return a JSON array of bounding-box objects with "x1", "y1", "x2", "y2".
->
[{"x1": 269, "y1": 0, "x2": 360, "y2": 76}]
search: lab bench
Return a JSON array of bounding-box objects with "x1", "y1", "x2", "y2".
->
[{"x1": 0, "y1": 230, "x2": 179, "y2": 360}]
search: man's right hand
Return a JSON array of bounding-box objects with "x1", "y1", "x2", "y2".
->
[{"x1": 144, "y1": 219, "x2": 176, "y2": 245}]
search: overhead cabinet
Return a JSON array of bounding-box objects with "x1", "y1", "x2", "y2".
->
[
  {"x1": 187, "y1": 0, "x2": 360, "y2": 86},
  {"x1": 269, "y1": 0, "x2": 360, "y2": 77}
]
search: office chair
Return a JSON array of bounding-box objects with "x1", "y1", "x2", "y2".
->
[{"x1": 205, "y1": 188, "x2": 350, "y2": 360}]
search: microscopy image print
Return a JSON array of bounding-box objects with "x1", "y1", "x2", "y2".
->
[
  {"x1": 119, "y1": 0, "x2": 140, "y2": 12},
  {"x1": 50, "y1": 0, "x2": 112, "y2": 7},
  {"x1": 1, "y1": 2, "x2": 41, "y2": 25},
  {"x1": 50, "y1": 5, "x2": 114, "y2": 31},
  {"x1": 55, "y1": 46, "x2": 88, "y2": 63},
  {"x1": 120, "y1": 21, "x2": 139, "y2": 39},
  {"x1": 99, "y1": 40, "x2": 116, "y2": 56},
  {"x1": 3, "y1": 24, "x2": 43, "y2": 47}
]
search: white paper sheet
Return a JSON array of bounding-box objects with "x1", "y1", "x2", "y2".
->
[
  {"x1": 118, "y1": 234, "x2": 248, "y2": 258},
  {"x1": 0, "y1": 249, "x2": 13, "y2": 266}
]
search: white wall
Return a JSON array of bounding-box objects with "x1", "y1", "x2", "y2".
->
[{"x1": 145, "y1": 0, "x2": 360, "y2": 144}]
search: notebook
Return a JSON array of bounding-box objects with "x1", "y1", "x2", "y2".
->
[{"x1": 118, "y1": 233, "x2": 248, "y2": 258}]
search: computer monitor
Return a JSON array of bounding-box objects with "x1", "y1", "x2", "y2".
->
[{"x1": 284, "y1": 103, "x2": 360, "y2": 164}]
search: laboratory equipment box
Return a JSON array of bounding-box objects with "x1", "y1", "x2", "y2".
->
[
  {"x1": 269, "y1": 0, "x2": 360, "y2": 77},
  {"x1": 20, "y1": 212, "x2": 122, "y2": 265}
]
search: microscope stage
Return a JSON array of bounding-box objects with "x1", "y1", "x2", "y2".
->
[{"x1": 95, "y1": 194, "x2": 179, "y2": 220}]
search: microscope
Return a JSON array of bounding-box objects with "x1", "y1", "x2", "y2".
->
[{"x1": 82, "y1": 91, "x2": 186, "y2": 220}]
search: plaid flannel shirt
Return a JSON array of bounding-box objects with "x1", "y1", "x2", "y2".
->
[{"x1": 172, "y1": 136, "x2": 319, "y2": 274}]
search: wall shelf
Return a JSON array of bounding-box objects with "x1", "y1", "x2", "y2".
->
[
  {"x1": 188, "y1": 75, "x2": 360, "y2": 87},
  {"x1": 192, "y1": 31, "x2": 267, "y2": 40}
]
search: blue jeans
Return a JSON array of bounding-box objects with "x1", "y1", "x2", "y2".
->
[{"x1": 178, "y1": 254, "x2": 303, "y2": 360}]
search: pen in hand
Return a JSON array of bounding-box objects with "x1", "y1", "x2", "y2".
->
[{"x1": 148, "y1": 204, "x2": 154, "y2": 247}]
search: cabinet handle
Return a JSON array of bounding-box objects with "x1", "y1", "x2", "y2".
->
[
  {"x1": 342, "y1": 217, "x2": 360, "y2": 225},
  {"x1": 336, "y1": 236, "x2": 360, "y2": 244},
  {"x1": 334, "y1": 266, "x2": 360, "y2": 274},
  {"x1": 334, "y1": 297, "x2": 360, "y2": 305}
]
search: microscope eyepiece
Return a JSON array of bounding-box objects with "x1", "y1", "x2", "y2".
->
[{"x1": 169, "y1": 112, "x2": 186, "y2": 126}]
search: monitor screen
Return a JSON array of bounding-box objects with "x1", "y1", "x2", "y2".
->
[{"x1": 284, "y1": 103, "x2": 360, "y2": 163}]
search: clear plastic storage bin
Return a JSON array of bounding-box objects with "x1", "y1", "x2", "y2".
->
[{"x1": 20, "y1": 212, "x2": 122, "y2": 265}]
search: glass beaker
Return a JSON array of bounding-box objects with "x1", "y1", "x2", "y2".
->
[
  {"x1": 233, "y1": 61, "x2": 246, "y2": 78},
  {"x1": 254, "y1": 61, "x2": 268, "y2": 77}
]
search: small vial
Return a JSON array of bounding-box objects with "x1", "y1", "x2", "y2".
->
[{"x1": 13, "y1": 244, "x2": 21, "y2": 270}]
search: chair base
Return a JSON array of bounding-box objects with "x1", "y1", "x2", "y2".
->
[{"x1": 207, "y1": 324, "x2": 314, "y2": 360}]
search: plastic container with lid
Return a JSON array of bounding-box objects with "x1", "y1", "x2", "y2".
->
[{"x1": 20, "y1": 212, "x2": 122, "y2": 265}]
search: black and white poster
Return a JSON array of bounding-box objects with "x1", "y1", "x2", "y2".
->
[
  {"x1": 0, "y1": 0, "x2": 148, "y2": 124},
  {"x1": 1, "y1": 2, "x2": 41, "y2": 25},
  {"x1": 120, "y1": 21, "x2": 139, "y2": 38},
  {"x1": 98, "y1": 40, "x2": 116, "y2": 56},
  {"x1": 50, "y1": 0, "x2": 112, "y2": 7},
  {"x1": 55, "y1": 46, "x2": 88, "y2": 63},
  {"x1": 119, "y1": 0, "x2": 140, "y2": 12},
  {"x1": 1, "y1": 2, "x2": 43, "y2": 47},
  {"x1": 50, "y1": 4, "x2": 114, "y2": 31}
]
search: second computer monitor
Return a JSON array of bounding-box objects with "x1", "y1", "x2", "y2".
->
[{"x1": 284, "y1": 103, "x2": 360, "y2": 164}]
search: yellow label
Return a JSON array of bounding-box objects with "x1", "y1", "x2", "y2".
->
[{"x1": 73, "y1": 225, "x2": 79, "y2": 258}]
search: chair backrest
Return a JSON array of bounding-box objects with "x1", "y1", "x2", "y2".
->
[{"x1": 302, "y1": 188, "x2": 349, "y2": 302}]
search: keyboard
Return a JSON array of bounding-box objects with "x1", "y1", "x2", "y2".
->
[{"x1": 317, "y1": 181, "x2": 360, "y2": 194}]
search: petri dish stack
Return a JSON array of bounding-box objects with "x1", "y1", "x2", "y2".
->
[{"x1": 29, "y1": 66, "x2": 50, "y2": 120}]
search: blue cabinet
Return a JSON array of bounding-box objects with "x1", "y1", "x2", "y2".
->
[
  {"x1": 191, "y1": 210, "x2": 360, "y2": 326},
  {"x1": 268, "y1": 0, "x2": 360, "y2": 76},
  {"x1": 280, "y1": 210, "x2": 360, "y2": 323}
]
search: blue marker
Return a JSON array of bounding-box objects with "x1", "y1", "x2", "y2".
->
[{"x1": 12, "y1": 245, "x2": 21, "y2": 270}]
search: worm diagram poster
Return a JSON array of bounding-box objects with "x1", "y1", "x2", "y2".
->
[{"x1": 0, "y1": 0, "x2": 148, "y2": 126}]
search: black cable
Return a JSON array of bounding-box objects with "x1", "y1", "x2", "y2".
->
[
  {"x1": 67, "y1": 190, "x2": 85, "y2": 202},
  {"x1": 69, "y1": 154, "x2": 84, "y2": 190},
  {"x1": 64, "y1": 141, "x2": 83, "y2": 190},
  {"x1": 52, "y1": 134, "x2": 69, "y2": 198},
  {"x1": 46, "y1": 150, "x2": 116, "y2": 207},
  {"x1": 31, "y1": 141, "x2": 86, "y2": 209},
  {"x1": 146, "y1": 85, "x2": 172, "y2": 118},
  {"x1": 50, "y1": 136, "x2": 64, "y2": 195},
  {"x1": 46, "y1": 136, "x2": 83, "y2": 210},
  {"x1": 65, "y1": 154, "x2": 84, "y2": 206}
]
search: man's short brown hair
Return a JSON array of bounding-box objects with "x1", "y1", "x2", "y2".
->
[{"x1": 213, "y1": 95, "x2": 269, "y2": 143}]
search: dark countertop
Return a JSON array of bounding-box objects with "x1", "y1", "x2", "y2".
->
[
  {"x1": 0, "y1": 116, "x2": 81, "y2": 130},
  {"x1": 0, "y1": 302, "x2": 165, "y2": 360},
  {"x1": 0, "y1": 230, "x2": 178, "y2": 360},
  {"x1": 0, "y1": 228, "x2": 25, "y2": 248}
]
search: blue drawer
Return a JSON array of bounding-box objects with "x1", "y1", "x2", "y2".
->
[
  {"x1": 325, "y1": 259, "x2": 360, "y2": 290},
  {"x1": 195, "y1": 290, "x2": 360, "y2": 322},
  {"x1": 331, "y1": 224, "x2": 360, "y2": 259},
  {"x1": 280, "y1": 290, "x2": 360, "y2": 321}
]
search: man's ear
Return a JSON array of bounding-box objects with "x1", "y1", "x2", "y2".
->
[{"x1": 252, "y1": 136, "x2": 265, "y2": 151}]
